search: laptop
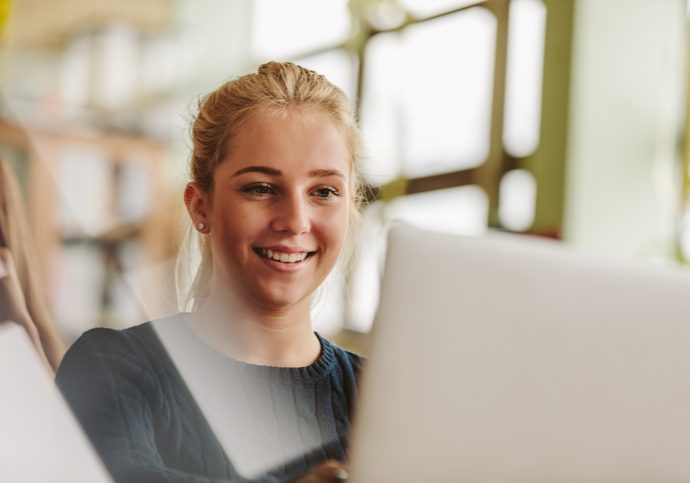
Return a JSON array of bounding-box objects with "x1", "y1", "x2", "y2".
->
[
  {"x1": 0, "y1": 323, "x2": 112, "y2": 483},
  {"x1": 348, "y1": 224, "x2": 690, "y2": 483}
]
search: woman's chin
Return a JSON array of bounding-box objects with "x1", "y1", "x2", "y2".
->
[{"x1": 249, "y1": 287, "x2": 312, "y2": 313}]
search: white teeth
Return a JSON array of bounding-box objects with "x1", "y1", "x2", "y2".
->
[{"x1": 260, "y1": 248, "x2": 308, "y2": 263}]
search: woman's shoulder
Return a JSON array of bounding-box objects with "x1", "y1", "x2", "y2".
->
[
  {"x1": 56, "y1": 314, "x2": 185, "y2": 384},
  {"x1": 332, "y1": 343, "x2": 363, "y2": 369},
  {"x1": 66, "y1": 315, "x2": 178, "y2": 360},
  {"x1": 318, "y1": 334, "x2": 364, "y2": 378}
]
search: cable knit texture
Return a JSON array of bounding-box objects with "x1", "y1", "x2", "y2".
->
[{"x1": 55, "y1": 314, "x2": 362, "y2": 483}]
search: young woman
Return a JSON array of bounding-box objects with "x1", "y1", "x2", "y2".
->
[
  {"x1": 56, "y1": 62, "x2": 364, "y2": 483},
  {"x1": 0, "y1": 158, "x2": 65, "y2": 374}
]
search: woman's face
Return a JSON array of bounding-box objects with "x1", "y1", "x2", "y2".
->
[{"x1": 199, "y1": 107, "x2": 352, "y2": 312}]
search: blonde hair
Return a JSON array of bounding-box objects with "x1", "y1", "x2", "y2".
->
[
  {"x1": 180, "y1": 61, "x2": 364, "y2": 310},
  {"x1": 0, "y1": 158, "x2": 65, "y2": 369}
]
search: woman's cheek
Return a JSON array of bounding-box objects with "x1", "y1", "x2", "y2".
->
[{"x1": 324, "y1": 208, "x2": 350, "y2": 250}]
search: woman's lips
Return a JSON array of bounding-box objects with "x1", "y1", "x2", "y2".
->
[{"x1": 252, "y1": 247, "x2": 316, "y2": 269}]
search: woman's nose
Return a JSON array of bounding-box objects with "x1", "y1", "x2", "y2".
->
[{"x1": 270, "y1": 195, "x2": 310, "y2": 235}]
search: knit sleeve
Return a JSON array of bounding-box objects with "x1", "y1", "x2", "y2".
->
[{"x1": 55, "y1": 329, "x2": 284, "y2": 483}]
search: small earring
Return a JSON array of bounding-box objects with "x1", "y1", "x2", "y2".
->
[{"x1": 197, "y1": 222, "x2": 207, "y2": 232}]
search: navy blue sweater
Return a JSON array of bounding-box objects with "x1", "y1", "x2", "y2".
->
[{"x1": 55, "y1": 314, "x2": 362, "y2": 482}]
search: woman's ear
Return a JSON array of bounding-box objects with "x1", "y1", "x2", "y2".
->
[{"x1": 184, "y1": 182, "x2": 210, "y2": 233}]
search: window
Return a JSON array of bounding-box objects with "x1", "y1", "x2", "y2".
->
[{"x1": 251, "y1": 0, "x2": 553, "y2": 332}]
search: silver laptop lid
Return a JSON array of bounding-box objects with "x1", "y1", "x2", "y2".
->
[{"x1": 349, "y1": 225, "x2": 690, "y2": 483}]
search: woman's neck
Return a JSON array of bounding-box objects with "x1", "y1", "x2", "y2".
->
[{"x1": 188, "y1": 292, "x2": 321, "y2": 367}]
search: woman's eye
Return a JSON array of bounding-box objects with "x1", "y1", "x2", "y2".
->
[
  {"x1": 242, "y1": 183, "x2": 274, "y2": 196},
  {"x1": 313, "y1": 186, "x2": 339, "y2": 199}
]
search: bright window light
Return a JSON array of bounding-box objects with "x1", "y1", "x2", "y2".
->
[
  {"x1": 399, "y1": 0, "x2": 483, "y2": 18},
  {"x1": 401, "y1": 10, "x2": 496, "y2": 177},
  {"x1": 251, "y1": 0, "x2": 350, "y2": 59},
  {"x1": 360, "y1": 33, "x2": 404, "y2": 185},
  {"x1": 385, "y1": 185, "x2": 489, "y2": 235},
  {"x1": 360, "y1": 9, "x2": 496, "y2": 184},
  {"x1": 498, "y1": 169, "x2": 537, "y2": 231},
  {"x1": 503, "y1": 0, "x2": 546, "y2": 157},
  {"x1": 297, "y1": 49, "x2": 358, "y2": 104}
]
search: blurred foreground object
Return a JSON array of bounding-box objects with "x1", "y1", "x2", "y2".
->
[
  {"x1": 0, "y1": 158, "x2": 65, "y2": 371},
  {"x1": 0, "y1": 323, "x2": 111, "y2": 482}
]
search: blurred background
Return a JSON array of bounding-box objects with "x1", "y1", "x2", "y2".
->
[{"x1": 1, "y1": 0, "x2": 687, "y2": 350}]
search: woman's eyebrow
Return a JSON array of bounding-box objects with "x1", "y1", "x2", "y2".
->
[
  {"x1": 232, "y1": 166, "x2": 282, "y2": 177},
  {"x1": 231, "y1": 166, "x2": 345, "y2": 179},
  {"x1": 309, "y1": 169, "x2": 345, "y2": 179}
]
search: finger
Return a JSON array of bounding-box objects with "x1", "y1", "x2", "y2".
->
[
  {"x1": 314, "y1": 460, "x2": 349, "y2": 481},
  {"x1": 0, "y1": 247, "x2": 16, "y2": 279},
  {"x1": 0, "y1": 247, "x2": 9, "y2": 279},
  {"x1": 333, "y1": 468, "x2": 348, "y2": 481}
]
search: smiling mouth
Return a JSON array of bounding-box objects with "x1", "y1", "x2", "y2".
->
[{"x1": 253, "y1": 247, "x2": 316, "y2": 264}]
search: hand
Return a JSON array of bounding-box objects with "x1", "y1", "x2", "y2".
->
[
  {"x1": 0, "y1": 248, "x2": 33, "y2": 327},
  {"x1": 291, "y1": 460, "x2": 349, "y2": 483},
  {"x1": 0, "y1": 247, "x2": 51, "y2": 371}
]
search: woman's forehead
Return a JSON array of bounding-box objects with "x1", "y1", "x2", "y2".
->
[{"x1": 220, "y1": 107, "x2": 352, "y2": 176}]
